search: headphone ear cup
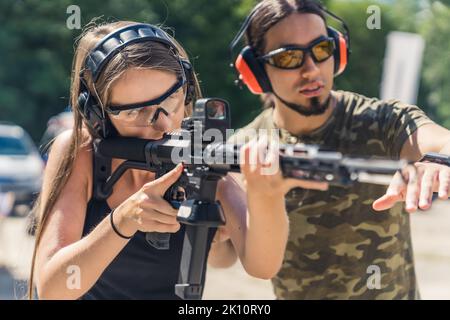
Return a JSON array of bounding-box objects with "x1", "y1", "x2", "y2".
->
[
  {"x1": 235, "y1": 46, "x2": 272, "y2": 94},
  {"x1": 78, "y1": 91, "x2": 90, "y2": 119},
  {"x1": 78, "y1": 90, "x2": 111, "y2": 138},
  {"x1": 327, "y1": 26, "x2": 349, "y2": 76},
  {"x1": 181, "y1": 59, "x2": 196, "y2": 105}
]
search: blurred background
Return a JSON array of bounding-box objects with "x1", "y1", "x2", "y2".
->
[{"x1": 0, "y1": 0, "x2": 449, "y2": 299}]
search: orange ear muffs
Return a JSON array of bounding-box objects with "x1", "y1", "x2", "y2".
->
[
  {"x1": 234, "y1": 46, "x2": 272, "y2": 94},
  {"x1": 232, "y1": 21, "x2": 350, "y2": 95},
  {"x1": 327, "y1": 26, "x2": 349, "y2": 76}
]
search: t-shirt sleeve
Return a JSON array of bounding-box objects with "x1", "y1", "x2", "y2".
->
[
  {"x1": 227, "y1": 127, "x2": 257, "y2": 144},
  {"x1": 226, "y1": 108, "x2": 274, "y2": 144},
  {"x1": 380, "y1": 101, "x2": 434, "y2": 159}
]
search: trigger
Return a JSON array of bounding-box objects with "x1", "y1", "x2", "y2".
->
[
  {"x1": 164, "y1": 185, "x2": 186, "y2": 209},
  {"x1": 170, "y1": 201, "x2": 182, "y2": 209}
]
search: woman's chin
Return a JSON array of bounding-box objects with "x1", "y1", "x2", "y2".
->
[
  {"x1": 134, "y1": 132, "x2": 164, "y2": 140},
  {"x1": 116, "y1": 130, "x2": 164, "y2": 140}
]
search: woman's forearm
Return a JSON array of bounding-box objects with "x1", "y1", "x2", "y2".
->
[{"x1": 37, "y1": 213, "x2": 132, "y2": 299}]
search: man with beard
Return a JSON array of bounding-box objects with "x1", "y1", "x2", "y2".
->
[{"x1": 227, "y1": 0, "x2": 450, "y2": 299}]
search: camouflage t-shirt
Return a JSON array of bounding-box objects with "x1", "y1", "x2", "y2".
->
[{"x1": 230, "y1": 90, "x2": 434, "y2": 299}]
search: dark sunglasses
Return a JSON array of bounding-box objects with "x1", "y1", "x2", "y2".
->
[
  {"x1": 105, "y1": 78, "x2": 185, "y2": 115},
  {"x1": 260, "y1": 36, "x2": 335, "y2": 69}
]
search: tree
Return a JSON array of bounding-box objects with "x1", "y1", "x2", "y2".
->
[
  {"x1": 328, "y1": 0, "x2": 397, "y2": 99},
  {"x1": 1, "y1": 0, "x2": 448, "y2": 143},
  {"x1": 420, "y1": 1, "x2": 450, "y2": 128},
  {"x1": 0, "y1": 0, "x2": 161, "y2": 140}
]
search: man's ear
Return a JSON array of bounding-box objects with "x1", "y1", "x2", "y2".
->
[{"x1": 260, "y1": 93, "x2": 275, "y2": 109}]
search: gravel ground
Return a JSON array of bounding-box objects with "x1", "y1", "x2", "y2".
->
[{"x1": 1, "y1": 199, "x2": 449, "y2": 300}]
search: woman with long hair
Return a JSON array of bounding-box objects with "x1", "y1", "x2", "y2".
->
[{"x1": 29, "y1": 20, "x2": 326, "y2": 299}]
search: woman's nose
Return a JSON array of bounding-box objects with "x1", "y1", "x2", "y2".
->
[{"x1": 151, "y1": 108, "x2": 171, "y2": 132}]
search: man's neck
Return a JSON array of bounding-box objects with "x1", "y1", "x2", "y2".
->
[{"x1": 273, "y1": 91, "x2": 339, "y2": 136}]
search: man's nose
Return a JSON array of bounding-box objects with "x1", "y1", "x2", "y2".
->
[{"x1": 300, "y1": 54, "x2": 320, "y2": 79}]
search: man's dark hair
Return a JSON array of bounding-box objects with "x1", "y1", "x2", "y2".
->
[{"x1": 246, "y1": 0, "x2": 327, "y2": 56}]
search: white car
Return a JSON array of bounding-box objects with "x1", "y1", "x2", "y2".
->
[{"x1": 0, "y1": 122, "x2": 44, "y2": 216}]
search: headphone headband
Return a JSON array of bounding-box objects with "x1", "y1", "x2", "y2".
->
[
  {"x1": 230, "y1": 1, "x2": 351, "y2": 95},
  {"x1": 84, "y1": 24, "x2": 178, "y2": 82},
  {"x1": 229, "y1": 3, "x2": 351, "y2": 59},
  {"x1": 78, "y1": 23, "x2": 195, "y2": 139}
]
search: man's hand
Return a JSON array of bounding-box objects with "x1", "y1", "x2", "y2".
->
[
  {"x1": 240, "y1": 136, "x2": 328, "y2": 197},
  {"x1": 373, "y1": 162, "x2": 450, "y2": 212}
]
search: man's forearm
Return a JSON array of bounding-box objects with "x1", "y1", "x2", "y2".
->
[
  {"x1": 216, "y1": 175, "x2": 288, "y2": 279},
  {"x1": 208, "y1": 239, "x2": 237, "y2": 268},
  {"x1": 438, "y1": 140, "x2": 450, "y2": 155},
  {"x1": 243, "y1": 191, "x2": 289, "y2": 279}
]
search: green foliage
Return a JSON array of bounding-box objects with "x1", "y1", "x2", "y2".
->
[
  {"x1": 150, "y1": 0, "x2": 263, "y2": 129},
  {"x1": 0, "y1": 0, "x2": 448, "y2": 142},
  {"x1": 328, "y1": 0, "x2": 397, "y2": 99},
  {"x1": 419, "y1": 1, "x2": 450, "y2": 128}
]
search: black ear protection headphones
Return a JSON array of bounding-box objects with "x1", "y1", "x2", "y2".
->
[
  {"x1": 229, "y1": 1, "x2": 351, "y2": 95},
  {"x1": 77, "y1": 23, "x2": 196, "y2": 139}
]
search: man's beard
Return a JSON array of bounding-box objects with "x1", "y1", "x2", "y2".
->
[{"x1": 273, "y1": 91, "x2": 331, "y2": 117}]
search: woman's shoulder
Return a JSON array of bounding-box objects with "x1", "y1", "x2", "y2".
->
[
  {"x1": 46, "y1": 128, "x2": 94, "y2": 200},
  {"x1": 50, "y1": 128, "x2": 93, "y2": 165}
]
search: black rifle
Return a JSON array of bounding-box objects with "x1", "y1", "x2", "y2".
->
[{"x1": 94, "y1": 98, "x2": 408, "y2": 300}]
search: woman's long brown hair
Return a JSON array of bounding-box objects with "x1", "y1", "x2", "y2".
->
[{"x1": 28, "y1": 20, "x2": 202, "y2": 299}]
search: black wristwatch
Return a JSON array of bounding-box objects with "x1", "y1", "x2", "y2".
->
[
  {"x1": 418, "y1": 153, "x2": 450, "y2": 201},
  {"x1": 419, "y1": 152, "x2": 450, "y2": 167}
]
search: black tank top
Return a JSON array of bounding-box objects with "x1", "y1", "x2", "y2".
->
[{"x1": 80, "y1": 161, "x2": 216, "y2": 299}]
